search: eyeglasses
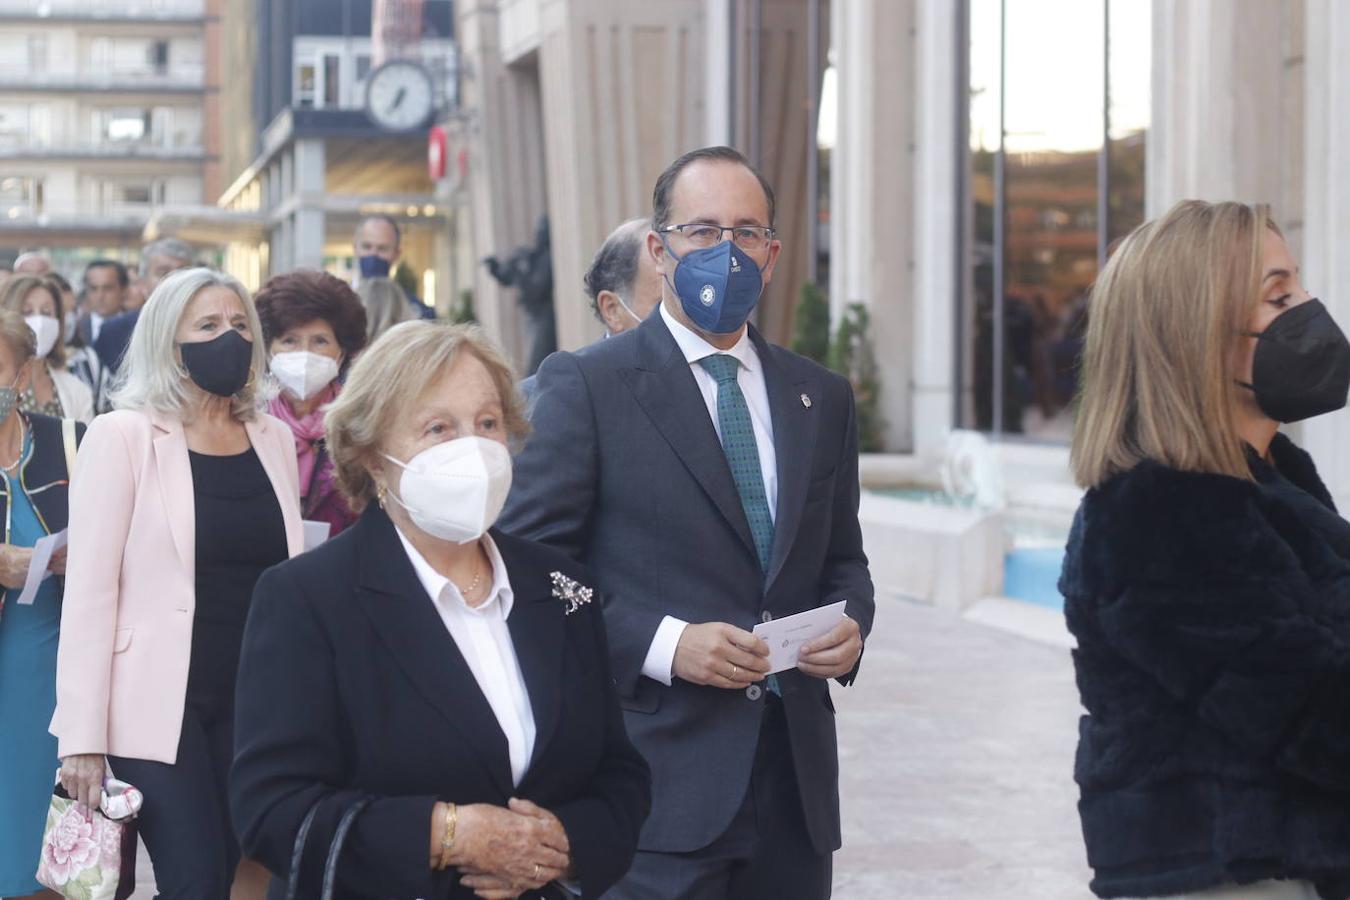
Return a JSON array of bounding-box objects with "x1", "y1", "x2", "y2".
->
[{"x1": 659, "y1": 223, "x2": 776, "y2": 252}]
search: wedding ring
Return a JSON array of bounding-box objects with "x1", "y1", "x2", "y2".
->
[
  {"x1": 731, "y1": 664, "x2": 739, "y2": 680},
  {"x1": 534, "y1": 863, "x2": 541, "y2": 881}
]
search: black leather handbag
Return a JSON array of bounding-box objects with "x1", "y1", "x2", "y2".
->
[{"x1": 285, "y1": 795, "x2": 374, "y2": 900}]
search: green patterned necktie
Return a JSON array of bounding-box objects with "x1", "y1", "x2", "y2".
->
[{"x1": 699, "y1": 354, "x2": 775, "y2": 572}]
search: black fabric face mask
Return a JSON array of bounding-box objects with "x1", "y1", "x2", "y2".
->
[
  {"x1": 179, "y1": 329, "x2": 254, "y2": 398},
  {"x1": 1238, "y1": 298, "x2": 1350, "y2": 423}
]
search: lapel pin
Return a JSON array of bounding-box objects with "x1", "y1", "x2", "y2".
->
[{"x1": 801, "y1": 393, "x2": 812, "y2": 409}]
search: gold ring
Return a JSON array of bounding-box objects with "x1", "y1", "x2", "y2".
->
[
  {"x1": 731, "y1": 664, "x2": 739, "y2": 679},
  {"x1": 534, "y1": 863, "x2": 541, "y2": 881}
]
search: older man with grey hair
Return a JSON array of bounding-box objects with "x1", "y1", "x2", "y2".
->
[
  {"x1": 139, "y1": 237, "x2": 195, "y2": 296},
  {"x1": 586, "y1": 216, "x2": 663, "y2": 337}
]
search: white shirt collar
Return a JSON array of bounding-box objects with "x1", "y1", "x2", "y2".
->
[
  {"x1": 394, "y1": 527, "x2": 515, "y2": 617},
  {"x1": 659, "y1": 302, "x2": 758, "y2": 373}
]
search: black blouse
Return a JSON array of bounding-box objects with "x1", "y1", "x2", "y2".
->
[{"x1": 187, "y1": 447, "x2": 288, "y2": 709}]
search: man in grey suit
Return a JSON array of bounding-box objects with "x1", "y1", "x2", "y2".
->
[{"x1": 500, "y1": 145, "x2": 874, "y2": 899}]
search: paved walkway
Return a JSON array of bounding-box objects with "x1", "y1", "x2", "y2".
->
[
  {"x1": 131, "y1": 594, "x2": 1092, "y2": 899},
  {"x1": 833, "y1": 595, "x2": 1092, "y2": 899}
]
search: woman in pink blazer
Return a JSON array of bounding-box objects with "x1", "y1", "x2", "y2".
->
[{"x1": 52, "y1": 267, "x2": 303, "y2": 900}]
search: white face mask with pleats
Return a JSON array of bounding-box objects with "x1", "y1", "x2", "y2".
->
[
  {"x1": 270, "y1": 350, "x2": 339, "y2": 401},
  {"x1": 382, "y1": 436, "x2": 513, "y2": 544},
  {"x1": 25, "y1": 315, "x2": 59, "y2": 359}
]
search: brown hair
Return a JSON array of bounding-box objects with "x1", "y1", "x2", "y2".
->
[
  {"x1": 254, "y1": 269, "x2": 368, "y2": 368},
  {"x1": 0, "y1": 275, "x2": 65, "y2": 366},
  {"x1": 1071, "y1": 199, "x2": 1277, "y2": 487},
  {"x1": 325, "y1": 321, "x2": 529, "y2": 510}
]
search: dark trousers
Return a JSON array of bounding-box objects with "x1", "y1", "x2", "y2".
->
[
  {"x1": 602, "y1": 695, "x2": 832, "y2": 900},
  {"x1": 109, "y1": 702, "x2": 239, "y2": 900}
]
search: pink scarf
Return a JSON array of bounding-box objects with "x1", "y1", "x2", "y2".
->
[{"x1": 268, "y1": 382, "x2": 339, "y2": 498}]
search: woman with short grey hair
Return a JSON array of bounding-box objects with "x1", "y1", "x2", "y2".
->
[{"x1": 53, "y1": 267, "x2": 304, "y2": 898}]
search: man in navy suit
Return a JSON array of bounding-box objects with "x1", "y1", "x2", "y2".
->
[{"x1": 500, "y1": 146, "x2": 874, "y2": 899}]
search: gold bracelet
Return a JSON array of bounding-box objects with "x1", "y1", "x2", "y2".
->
[{"x1": 438, "y1": 802, "x2": 457, "y2": 870}]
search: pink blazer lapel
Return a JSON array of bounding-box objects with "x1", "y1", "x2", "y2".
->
[
  {"x1": 245, "y1": 416, "x2": 304, "y2": 558},
  {"x1": 149, "y1": 412, "x2": 195, "y2": 576}
]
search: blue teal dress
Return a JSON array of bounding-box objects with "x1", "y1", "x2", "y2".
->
[{"x1": 0, "y1": 432, "x2": 63, "y2": 895}]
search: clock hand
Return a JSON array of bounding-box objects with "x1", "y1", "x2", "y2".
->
[{"x1": 387, "y1": 87, "x2": 407, "y2": 113}]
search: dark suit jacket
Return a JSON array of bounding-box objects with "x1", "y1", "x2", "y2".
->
[
  {"x1": 498, "y1": 311, "x2": 875, "y2": 855},
  {"x1": 93, "y1": 309, "x2": 138, "y2": 373},
  {"x1": 230, "y1": 506, "x2": 651, "y2": 899}
]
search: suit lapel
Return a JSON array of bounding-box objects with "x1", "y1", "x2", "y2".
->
[
  {"x1": 354, "y1": 508, "x2": 514, "y2": 796},
  {"x1": 494, "y1": 533, "x2": 564, "y2": 772},
  {"x1": 622, "y1": 314, "x2": 758, "y2": 560},
  {"x1": 150, "y1": 412, "x2": 194, "y2": 576},
  {"x1": 752, "y1": 331, "x2": 819, "y2": 589}
]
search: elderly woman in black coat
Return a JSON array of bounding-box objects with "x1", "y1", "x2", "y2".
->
[
  {"x1": 1063, "y1": 200, "x2": 1350, "y2": 900},
  {"x1": 230, "y1": 321, "x2": 650, "y2": 900}
]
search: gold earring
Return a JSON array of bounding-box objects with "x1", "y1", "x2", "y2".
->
[{"x1": 376, "y1": 483, "x2": 387, "y2": 508}]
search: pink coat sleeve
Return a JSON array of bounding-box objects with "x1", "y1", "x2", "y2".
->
[{"x1": 51, "y1": 413, "x2": 138, "y2": 758}]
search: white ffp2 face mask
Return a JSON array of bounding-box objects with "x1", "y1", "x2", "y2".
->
[
  {"x1": 270, "y1": 350, "x2": 340, "y2": 401},
  {"x1": 383, "y1": 436, "x2": 513, "y2": 544},
  {"x1": 25, "y1": 315, "x2": 60, "y2": 359}
]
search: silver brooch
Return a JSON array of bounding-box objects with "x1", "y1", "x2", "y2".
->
[{"x1": 551, "y1": 572, "x2": 594, "y2": 616}]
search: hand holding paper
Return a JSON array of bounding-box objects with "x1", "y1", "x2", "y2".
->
[
  {"x1": 16, "y1": 529, "x2": 67, "y2": 606},
  {"x1": 752, "y1": 601, "x2": 849, "y2": 674}
]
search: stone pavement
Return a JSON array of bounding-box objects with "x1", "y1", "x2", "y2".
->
[
  {"x1": 833, "y1": 594, "x2": 1092, "y2": 899},
  {"x1": 131, "y1": 594, "x2": 1093, "y2": 899}
]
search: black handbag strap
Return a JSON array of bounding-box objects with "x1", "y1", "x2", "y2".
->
[
  {"x1": 321, "y1": 796, "x2": 373, "y2": 898},
  {"x1": 286, "y1": 794, "x2": 372, "y2": 900}
]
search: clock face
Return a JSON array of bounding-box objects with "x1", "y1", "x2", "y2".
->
[{"x1": 365, "y1": 61, "x2": 435, "y2": 132}]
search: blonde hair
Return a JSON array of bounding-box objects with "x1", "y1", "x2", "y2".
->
[
  {"x1": 0, "y1": 307, "x2": 37, "y2": 367},
  {"x1": 356, "y1": 277, "x2": 414, "y2": 343},
  {"x1": 0, "y1": 275, "x2": 65, "y2": 366},
  {"x1": 325, "y1": 321, "x2": 529, "y2": 510},
  {"x1": 107, "y1": 267, "x2": 271, "y2": 422},
  {"x1": 1071, "y1": 199, "x2": 1277, "y2": 487}
]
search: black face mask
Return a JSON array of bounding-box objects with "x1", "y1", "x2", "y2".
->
[
  {"x1": 179, "y1": 329, "x2": 253, "y2": 398},
  {"x1": 1238, "y1": 298, "x2": 1350, "y2": 423}
]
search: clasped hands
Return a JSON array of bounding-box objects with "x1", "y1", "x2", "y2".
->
[
  {"x1": 672, "y1": 616, "x2": 863, "y2": 687},
  {"x1": 436, "y1": 798, "x2": 572, "y2": 900}
]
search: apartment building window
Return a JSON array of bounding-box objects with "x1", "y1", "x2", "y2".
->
[
  {"x1": 101, "y1": 179, "x2": 166, "y2": 211},
  {"x1": 104, "y1": 108, "x2": 151, "y2": 143},
  {"x1": 0, "y1": 177, "x2": 44, "y2": 218},
  {"x1": 323, "y1": 55, "x2": 340, "y2": 107},
  {"x1": 296, "y1": 63, "x2": 317, "y2": 108},
  {"x1": 29, "y1": 36, "x2": 46, "y2": 75},
  {"x1": 150, "y1": 40, "x2": 170, "y2": 74}
]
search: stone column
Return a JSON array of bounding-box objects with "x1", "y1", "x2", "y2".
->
[
  {"x1": 292, "y1": 138, "x2": 326, "y2": 270},
  {"x1": 1148, "y1": 0, "x2": 1305, "y2": 251},
  {"x1": 829, "y1": 0, "x2": 918, "y2": 451},
  {"x1": 533, "y1": 0, "x2": 707, "y2": 352},
  {"x1": 1297, "y1": 0, "x2": 1350, "y2": 505},
  {"x1": 909, "y1": 0, "x2": 961, "y2": 455},
  {"x1": 456, "y1": 0, "x2": 547, "y2": 365}
]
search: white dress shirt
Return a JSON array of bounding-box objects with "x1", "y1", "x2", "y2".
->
[
  {"x1": 89, "y1": 312, "x2": 105, "y2": 344},
  {"x1": 641, "y1": 304, "x2": 779, "y2": 686},
  {"x1": 395, "y1": 528, "x2": 537, "y2": 786}
]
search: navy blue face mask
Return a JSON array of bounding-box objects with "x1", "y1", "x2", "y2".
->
[
  {"x1": 661, "y1": 237, "x2": 764, "y2": 335},
  {"x1": 358, "y1": 255, "x2": 392, "y2": 279}
]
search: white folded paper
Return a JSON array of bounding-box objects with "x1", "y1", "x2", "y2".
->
[
  {"x1": 17, "y1": 528, "x2": 67, "y2": 606},
  {"x1": 752, "y1": 600, "x2": 848, "y2": 674},
  {"x1": 302, "y1": 519, "x2": 332, "y2": 551}
]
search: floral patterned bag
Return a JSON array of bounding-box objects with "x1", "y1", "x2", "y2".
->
[{"x1": 34, "y1": 776, "x2": 141, "y2": 900}]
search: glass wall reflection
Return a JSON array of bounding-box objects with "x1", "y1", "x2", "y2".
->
[{"x1": 961, "y1": 0, "x2": 1150, "y2": 440}]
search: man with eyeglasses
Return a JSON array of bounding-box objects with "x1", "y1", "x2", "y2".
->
[{"x1": 501, "y1": 145, "x2": 873, "y2": 899}]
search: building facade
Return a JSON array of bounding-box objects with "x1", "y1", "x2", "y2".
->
[
  {"x1": 0, "y1": 0, "x2": 215, "y2": 269},
  {"x1": 161, "y1": 0, "x2": 458, "y2": 299}
]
